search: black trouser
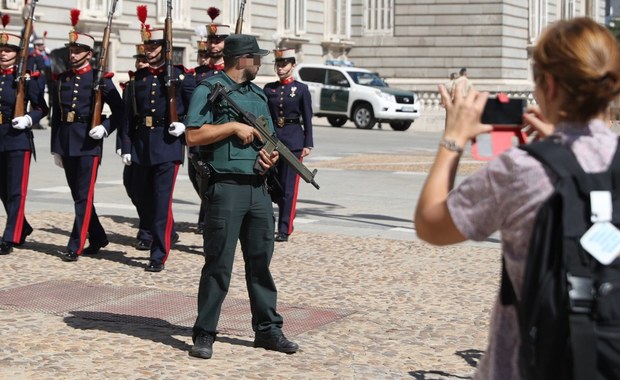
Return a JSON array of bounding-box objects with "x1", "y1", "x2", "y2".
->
[
  {"x1": 193, "y1": 178, "x2": 283, "y2": 339},
  {"x1": 123, "y1": 164, "x2": 152, "y2": 242},
  {"x1": 275, "y1": 150, "x2": 303, "y2": 235},
  {"x1": 0, "y1": 150, "x2": 32, "y2": 244},
  {"x1": 62, "y1": 155, "x2": 106, "y2": 254},
  {"x1": 130, "y1": 161, "x2": 179, "y2": 264},
  {"x1": 188, "y1": 158, "x2": 206, "y2": 226}
]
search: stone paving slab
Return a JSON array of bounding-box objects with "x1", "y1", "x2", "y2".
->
[
  {"x1": 0, "y1": 211, "x2": 501, "y2": 379},
  {"x1": 0, "y1": 280, "x2": 355, "y2": 337}
]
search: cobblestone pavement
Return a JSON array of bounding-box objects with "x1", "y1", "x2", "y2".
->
[{"x1": 0, "y1": 210, "x2": 500, "y2": 380}]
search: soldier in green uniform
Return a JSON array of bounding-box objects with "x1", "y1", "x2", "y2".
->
[{"x1": 185, "y1": 34, "x2": 299, "y2": 359}]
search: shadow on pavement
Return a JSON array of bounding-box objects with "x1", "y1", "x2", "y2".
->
[
  {"x1": 408, "y1": 348, "x2": 482, "y2": 379},
  {"x1": 63, "y1": 311, "x2": 254, "y2": 352},
  {"x1": 64, "y1": 311, "x2": 193, "y2": 351}
]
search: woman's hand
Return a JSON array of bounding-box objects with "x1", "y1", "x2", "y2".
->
[
  {"x1": 522, "y1": 105, "x2": 554, "y2": 141},
  {"x1": 438, "y1": 83, "x2": 492, "y2": 147}
]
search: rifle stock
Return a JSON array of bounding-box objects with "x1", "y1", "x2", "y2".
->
[
  {"x1": 208, "y1": 83, "x2": 320, "y2": 190},
  {"x1": 165, "y1": 0, "x2": 178, "y2": 124},
  {"x1": 14, "y1": 0, "x2": 38, "y2": 118},
  {"x1": 235, "y1": 0, "x2": 247, "y2": 34},
  {"x1": 90, "y1": 0, "x2": 117, "y2": 130}
]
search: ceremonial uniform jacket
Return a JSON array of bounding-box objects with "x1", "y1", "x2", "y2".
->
[
  {"x1": 0, "y1": 68, "x2": 48, "y2": 152},
  {"x1": 27, "y1": 51, "x2": 50, "y2": 73},
  {"x1": 51, "y1": 64, "x2": 123, "y2": 157},
  {"x1": 194, "y1": 65, "x2": 221, "y2": 83},
  {"x1": 186, "y1": 72, "x2": 276, "y2": 175},
  {"x1": 122, "y1": 65, "x2": 194, "y2": 166},
  {"x1": 263, "y1": 79, "x2": 313, "y2": 151}
]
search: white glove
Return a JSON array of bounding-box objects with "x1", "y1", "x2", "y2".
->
[
  {"x1": 89, "y1": 125, "x2": 107, "y2": 140},
  {"x1": 116, "y1": 148, "x2": 122, "y2": 156},
  {"x1": 52, "y1": 153, "x2": 63, "y2": 168},
  {"x1": 11, "y1": 115, "x2": 32, "y2": 130},
  {"x1": 122, "y1": 154, "x2": 132, "y2": 166},
  {"x1": 168, "y1": 122, "x2": 186, "y2": 137}
]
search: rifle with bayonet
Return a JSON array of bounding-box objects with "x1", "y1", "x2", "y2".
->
[
  {"x1": 90, "y1": 0, "x2": 117, "y2": 131},
  {"x1": 235, "y1": 0, "x2": 246, "y2": 34},
  {"x1": 208, "y1": 82, "x2": 320, "y2": 189},
  {"x1": 14, "y1": 0, "x2": 37, "y2": 119},
  {"x1": 164, "y1": 0, "x2": 178, "y2": 124}
]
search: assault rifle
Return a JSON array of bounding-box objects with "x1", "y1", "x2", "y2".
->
[
  {"x1": 164, "y1": 0, "x2": 178, "y2": 124},
  {"x1": 235, "y1": 0, "x2": 246, "y2": 34},
  {"x1": 90, "y1": 0, "x2": 118, "y2": 130},
  {"x1": 14, "y1": 0, "x2": 37, "y2": 118},
  {"x1": 208, "y1": 82, "x2": 320, "y2": 190}
]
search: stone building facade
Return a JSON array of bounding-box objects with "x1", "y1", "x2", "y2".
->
[{"x1": 0, "y1": 0, "x2": 607, "y2": 93}]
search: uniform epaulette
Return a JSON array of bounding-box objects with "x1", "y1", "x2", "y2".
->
[
  {"x1": 104, "y1": 72, "x2": 114, "y2": 79},
  {"x1": 175, "y1": 64, "x2": 194, "y2": 75}
]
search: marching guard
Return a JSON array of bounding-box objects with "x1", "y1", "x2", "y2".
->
[
  {"x1": 0, "y1": 16, "x2": 48, "y2": 254},
  {"x1": 119, "y1": 5, "x2": 194, "y2": 272},
  {"x1": 51, "y1": 10, "x2": 124, "y2": 262},
  {"x1": 188, "y1": 7, "x2": 230, "y2": 233},
  {"x1": 263, "y1": 48, "x2": 314, "y2": 242}
]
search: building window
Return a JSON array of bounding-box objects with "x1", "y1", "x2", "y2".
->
[
  {"x1": 563, "y1": 0, "x2": 575, "y2": 19},
  {"x1": 157, "y1": 0, "x2": 187, "y2": 26},
  {"x1": 79, "y1": 0, "x2": 124, "y2": 18},
  {"x1": 529, "y1": 0, "x2": 548, "y2": 43},
  {"x1": 173, "y1": 46, "x2": 184, "y2": 65},
  {"x1": 284, "y1": 0, "x2": 307, "y2": 35},
  {"x1": 3, "y1": 0, "x2": 21, "y2": 11},
  {"x1": 229, "y1": 0, "x2": 252, "y2": 33},
  {"x1": 363, "y1": 0, "x2": 393, "y2": 35},
  {"x1": 327, "y1": 0, "x2": 351, "y2": 40}
]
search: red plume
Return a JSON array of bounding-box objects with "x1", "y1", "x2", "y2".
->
[
  {"x1": 207, "y1": 7, "x2": 220, "y2": 21},
  {"x1": 137, "y1": 5, "x2": 147, "y2": 25},
  {"x1": 43, "y1": 30, "x2": 48, "y2": 38},
  {"x1": 70, "y1": 9, "x2": 80, "y2": 27},
  {"x1": 1, "y1": 14, "x2": 9, "y2": 28}
]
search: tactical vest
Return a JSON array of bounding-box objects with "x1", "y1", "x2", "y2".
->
[{"x1": 200, "y1": 77, "x2": 273, "y2": 174}]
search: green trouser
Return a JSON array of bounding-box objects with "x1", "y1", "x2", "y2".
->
[{"x1": 193, "y1": 180, "x2": 283, "y2": 339}]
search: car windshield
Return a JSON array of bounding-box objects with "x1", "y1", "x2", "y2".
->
[{"x1": 348, "y1": 71, "x2": 388, "y2": 87}]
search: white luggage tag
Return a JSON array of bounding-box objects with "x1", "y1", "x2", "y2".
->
[{"x1": 580, "y1": 191, "x2": 620, "y2": 265}]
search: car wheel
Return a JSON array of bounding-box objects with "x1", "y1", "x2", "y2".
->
[
  {"x1": 327, "y1": 116, "x2": 347, "y2": 127},
  {"x1": 352, "y1": 104, "x2": 376, "y2": 129},
  {"x1": 389, "y1": 121, "x2": 412, "y2": 131}
]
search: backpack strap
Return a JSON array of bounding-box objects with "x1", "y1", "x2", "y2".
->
[
  {"x1": 609, "y1": 137, "x2": 620, "y2": 189},
  {"x1": 520, "y1": 138, "x2": 591, "y2": 194},
  {"x1": 499, "y1": 256, "x2": 516, "y2": 305},
  {"x1": 520, "y1": 137, "x2": 620, "y2": 380}
]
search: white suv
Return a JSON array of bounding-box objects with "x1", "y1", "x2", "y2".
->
[{"x1": 293, "y1": 63, "x2": 421, "y2": 131}]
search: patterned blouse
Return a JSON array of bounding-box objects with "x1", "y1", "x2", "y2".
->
[{"x1": 447, "y1": 119, "x2": 617, "y2": 379}]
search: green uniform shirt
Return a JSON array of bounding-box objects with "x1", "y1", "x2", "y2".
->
[{"x1": 186, "y1": 72, "x2": 276, "y2": 174}]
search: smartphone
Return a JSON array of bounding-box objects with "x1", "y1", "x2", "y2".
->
[{"x1": 480, "y1": 97, "x2": 527, "y2": 127}]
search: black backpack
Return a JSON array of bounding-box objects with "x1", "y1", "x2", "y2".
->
[{"x1": 501, "y1": 137, "x2": 620, "y2": 380}]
